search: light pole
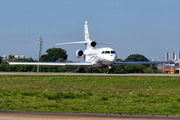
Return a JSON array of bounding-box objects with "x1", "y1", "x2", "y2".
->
[{"x1": 37, "y1": 37, "x2": 43, "y2": 72}]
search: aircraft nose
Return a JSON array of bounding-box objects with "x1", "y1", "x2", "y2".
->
[
  {"x1": 112, "y1": 54, "x2": 117, "y2": 60},
  {"x1": 109, "y1": 55, "x2": 117, "y2": 62}
]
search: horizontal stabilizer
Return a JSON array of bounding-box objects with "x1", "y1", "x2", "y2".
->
[
  {"x1": 97, "y1": 42, "x2": 114, "y2": 45},
  {"x1": 56, "y1": 41, "x2": 87, "y2": 45}
]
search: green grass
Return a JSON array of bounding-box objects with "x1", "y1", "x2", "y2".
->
[{"x1": 0, "y1": 75, "x2": 180, "y2": 115}]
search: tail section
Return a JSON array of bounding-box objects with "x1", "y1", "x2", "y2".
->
[
  {"x1": 56, "y1": 21, "x2": 113, "y2": 49},
  {"x1": 84, "y1": 21, "x2": 90, "y2": 41}
]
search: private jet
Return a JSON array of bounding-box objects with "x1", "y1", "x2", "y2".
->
[{"x1": 9, "y1": 21, "x2": 169, "y2": 73}]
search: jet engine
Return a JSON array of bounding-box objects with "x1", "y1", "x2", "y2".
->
[
  {"x1": 90, "y1": 41, "x2": 97, "y2": 47},
  {"x1": 76, "y1": 50, "x2": 84, "y2": 58}
]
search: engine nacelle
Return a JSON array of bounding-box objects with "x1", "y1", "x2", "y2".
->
[
  {"x1": 76, "y1": 50, "x2": 84, "y2": 58},
  {"x1": 90, "y1": 41, "x2": 97, "y2": 47}
]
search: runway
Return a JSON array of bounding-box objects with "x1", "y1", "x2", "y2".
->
[
  {"x1": 0, "y1": 111, "x2": 179, "y2": 120},
  {"x1": 0, "y1": 72, "x2": 180, "y2": 76}
]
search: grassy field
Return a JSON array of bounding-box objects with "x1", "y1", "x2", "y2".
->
[{"x1": 0, "y1": 75, "x2": 180, "y2": 115}]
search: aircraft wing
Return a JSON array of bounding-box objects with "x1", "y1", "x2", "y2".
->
[
  {"x1": 9, "y1": 62, "x2": 92, "y2": 66},
  {"x1": 113, "y1": 61, "x2": 172, "y2": 66}
]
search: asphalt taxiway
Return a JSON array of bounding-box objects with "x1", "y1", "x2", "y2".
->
[
  {"x1": 0, "y1": 72, "x2": 180, "y2": 76},
  {"x1": 0, "y1": 111, "x2": 180, "y2": 120}
]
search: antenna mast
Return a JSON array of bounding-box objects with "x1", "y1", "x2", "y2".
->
[{"x1": 37, "y1": 37, "x2": 43, "y2": 72}]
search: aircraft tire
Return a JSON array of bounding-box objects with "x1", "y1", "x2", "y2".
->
[
  {"x1": 82, "y1": 68, "x2": 84, "y2": 73},
  {"x1": 107, "y1": 69, "x2": 110, "y2": 74},
  {"x1": 79, "y1": 68, "x2": 81, "y2": 73},
  {"x1": 79, "y1": 68, "x2": 84, "y2": 73},
  {"x1": 111, "y1": 68, "x2": 114, "y2": 73}
]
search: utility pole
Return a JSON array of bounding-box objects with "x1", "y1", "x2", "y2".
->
[{"x1": 37, "y1": 37, "x2": 43, "y2": 72}]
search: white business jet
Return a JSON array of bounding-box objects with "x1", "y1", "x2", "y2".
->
[{"x1": 9, "y1": 21, "x2": 169, "y2": 73}]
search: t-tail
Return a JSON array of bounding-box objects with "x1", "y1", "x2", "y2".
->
[
  {"x1": 56, "y1": 21, "x2": 113, "y2": 50},
  {"x1": 84, "y1": 21, "x2": 90, "y2": 41}
]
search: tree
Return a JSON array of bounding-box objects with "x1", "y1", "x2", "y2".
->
[
  {"x1": 123, "y1": 54, "x2": 162, "y2": 73},
  {"x1": 0, "y1": 56, "x2": 2, "y2": 64},
  {"x1": 56, "y1": 58, "x2": 65, "y2": 62},
  {"x1": 41, "y1": 48, "x2": 68, "y2": 62},
  {"x1": 125, "y1": 54, "x2": 149, "y2": 62},
  {"x1": 125, "y1": 65, "x2": 134, "y2": 73},
  {"x1": 7, "y1": 54, "x2": 15, "y2": 62}
]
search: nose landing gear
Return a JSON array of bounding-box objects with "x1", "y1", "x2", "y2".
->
[{"x1": 107, "y1": 65, "x2": 114, "y2": 74}]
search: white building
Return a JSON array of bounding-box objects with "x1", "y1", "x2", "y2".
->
[
  {"x1": 14, "y1": 55, "x2": 20, "y2": 59},
  {"x1": 166, "y1": 52, "x2": 170, "y2": 61},
  {"x1": 2, "y1": 55, "x2": 7, "y2": 60},
  {"x1": 20, "y1": 55, "x2": 25, "y2": 59},
  {"x1": 172, "y1": 52, "x2": 176, "y2": 61},
  {"x1": 2, "y1": 55, "x2": 25, "y2": 60}
]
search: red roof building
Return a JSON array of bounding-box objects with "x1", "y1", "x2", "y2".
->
[{"x1": 159, "y1": 68, "x2": 173, "y2": 73}]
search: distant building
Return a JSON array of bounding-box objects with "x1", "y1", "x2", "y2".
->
[
  {"x1": 172, "y1": 52, "x2": 176, "y2": 61},
  {"x1": 14, "y1": 55, "x2": 20, "y2": 59},
  {"x1": 2, "y1": 55, "x2": 7, "y2": 60},
  {"x1": 117, "y1": 58, "x2": 121, "y2": 61},
  {"x1": 20, "y1": 55, "x2": 25, "y2": 59},
  {"x1": 2, "y1": 55, "x2": 25, "y2": 61},
  {"x1": 166, "y1": 52, "x2": 170, "y2": 61},
  {"x1": 164, "y1": 64, "x2": 175, "y2": 69},
  {"x1": 159, "y1": 68, "x2": 173, "y2": 73},
  {"x1": 157, "y1": 63, "x2": 175, "y2": 69}
]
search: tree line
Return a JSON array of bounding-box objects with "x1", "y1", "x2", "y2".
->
[{"x1": 0, "y1": 48, "x2": 163, "y2": 73}]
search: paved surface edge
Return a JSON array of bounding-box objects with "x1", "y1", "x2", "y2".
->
[{"x1": 0, "y1": 111, "x2": 180, "y2": 119}]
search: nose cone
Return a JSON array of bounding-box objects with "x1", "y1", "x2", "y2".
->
[
  {"x1": 100, "y1": 47, "x2": 117, "y2": 65},
  {"x1": 111, "y1": 54, "x2": 117, "y2": 62},
  {"x1": 104, "y1": 54, "x2": 117, "y2": 65}
]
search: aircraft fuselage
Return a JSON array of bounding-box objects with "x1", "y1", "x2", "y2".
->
[{"x1": 84, "y1": 47, "x2": 117, "y2": 68}]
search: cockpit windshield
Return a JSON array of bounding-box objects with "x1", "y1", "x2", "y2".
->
[
  {"x1": 105, "y1": 51, "x2": 110, "y2": 54},
  {"x1": 101, "y1": 51, "x2": 116, "y2": 54},
  {"x1": 111, "y1": 51, "x2": 116, "y2": 54}
]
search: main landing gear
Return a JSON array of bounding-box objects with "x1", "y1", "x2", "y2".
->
[
  {"x1": 107, "y1": 65, "x2": 114, "y2": 74},
  {"x1": 78, "y1": 67, "x2": 84, "y2": 73},
  {"x1": 77, "y1": 66, "x2": 114, "y2": 74}
]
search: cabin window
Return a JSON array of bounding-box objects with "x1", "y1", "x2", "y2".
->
[{"x1": 101, "y1": 51, "x2": 104, "y2": 54}]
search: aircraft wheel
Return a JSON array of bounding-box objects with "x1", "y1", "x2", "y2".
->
[
  {"x1": 107, "y1": 69, "x2": 110, "y2": 74},
  {"x1": 79, "y1": 68, "x2": 84, "y2": 73},
  {"x1": 81, "y1": 68, "x2": 84, "y2": 73},
  {"x1": 111, "y1": 68, "x2": 114, "y2": 73},
  {"x1": 79, "y1": 68, "x2": 81, "y2": 73},
  {"x1": 107, "y1": 65, "x2": 113, "y2": 74}
]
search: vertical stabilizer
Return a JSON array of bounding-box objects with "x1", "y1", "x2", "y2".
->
[{"x1": 84, "y1": 21, "x2": 90, "y2": 41}]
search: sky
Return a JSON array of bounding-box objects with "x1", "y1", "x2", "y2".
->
[{"x1": 0, "y1": 0, "x2": 180, "y2": 61}]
